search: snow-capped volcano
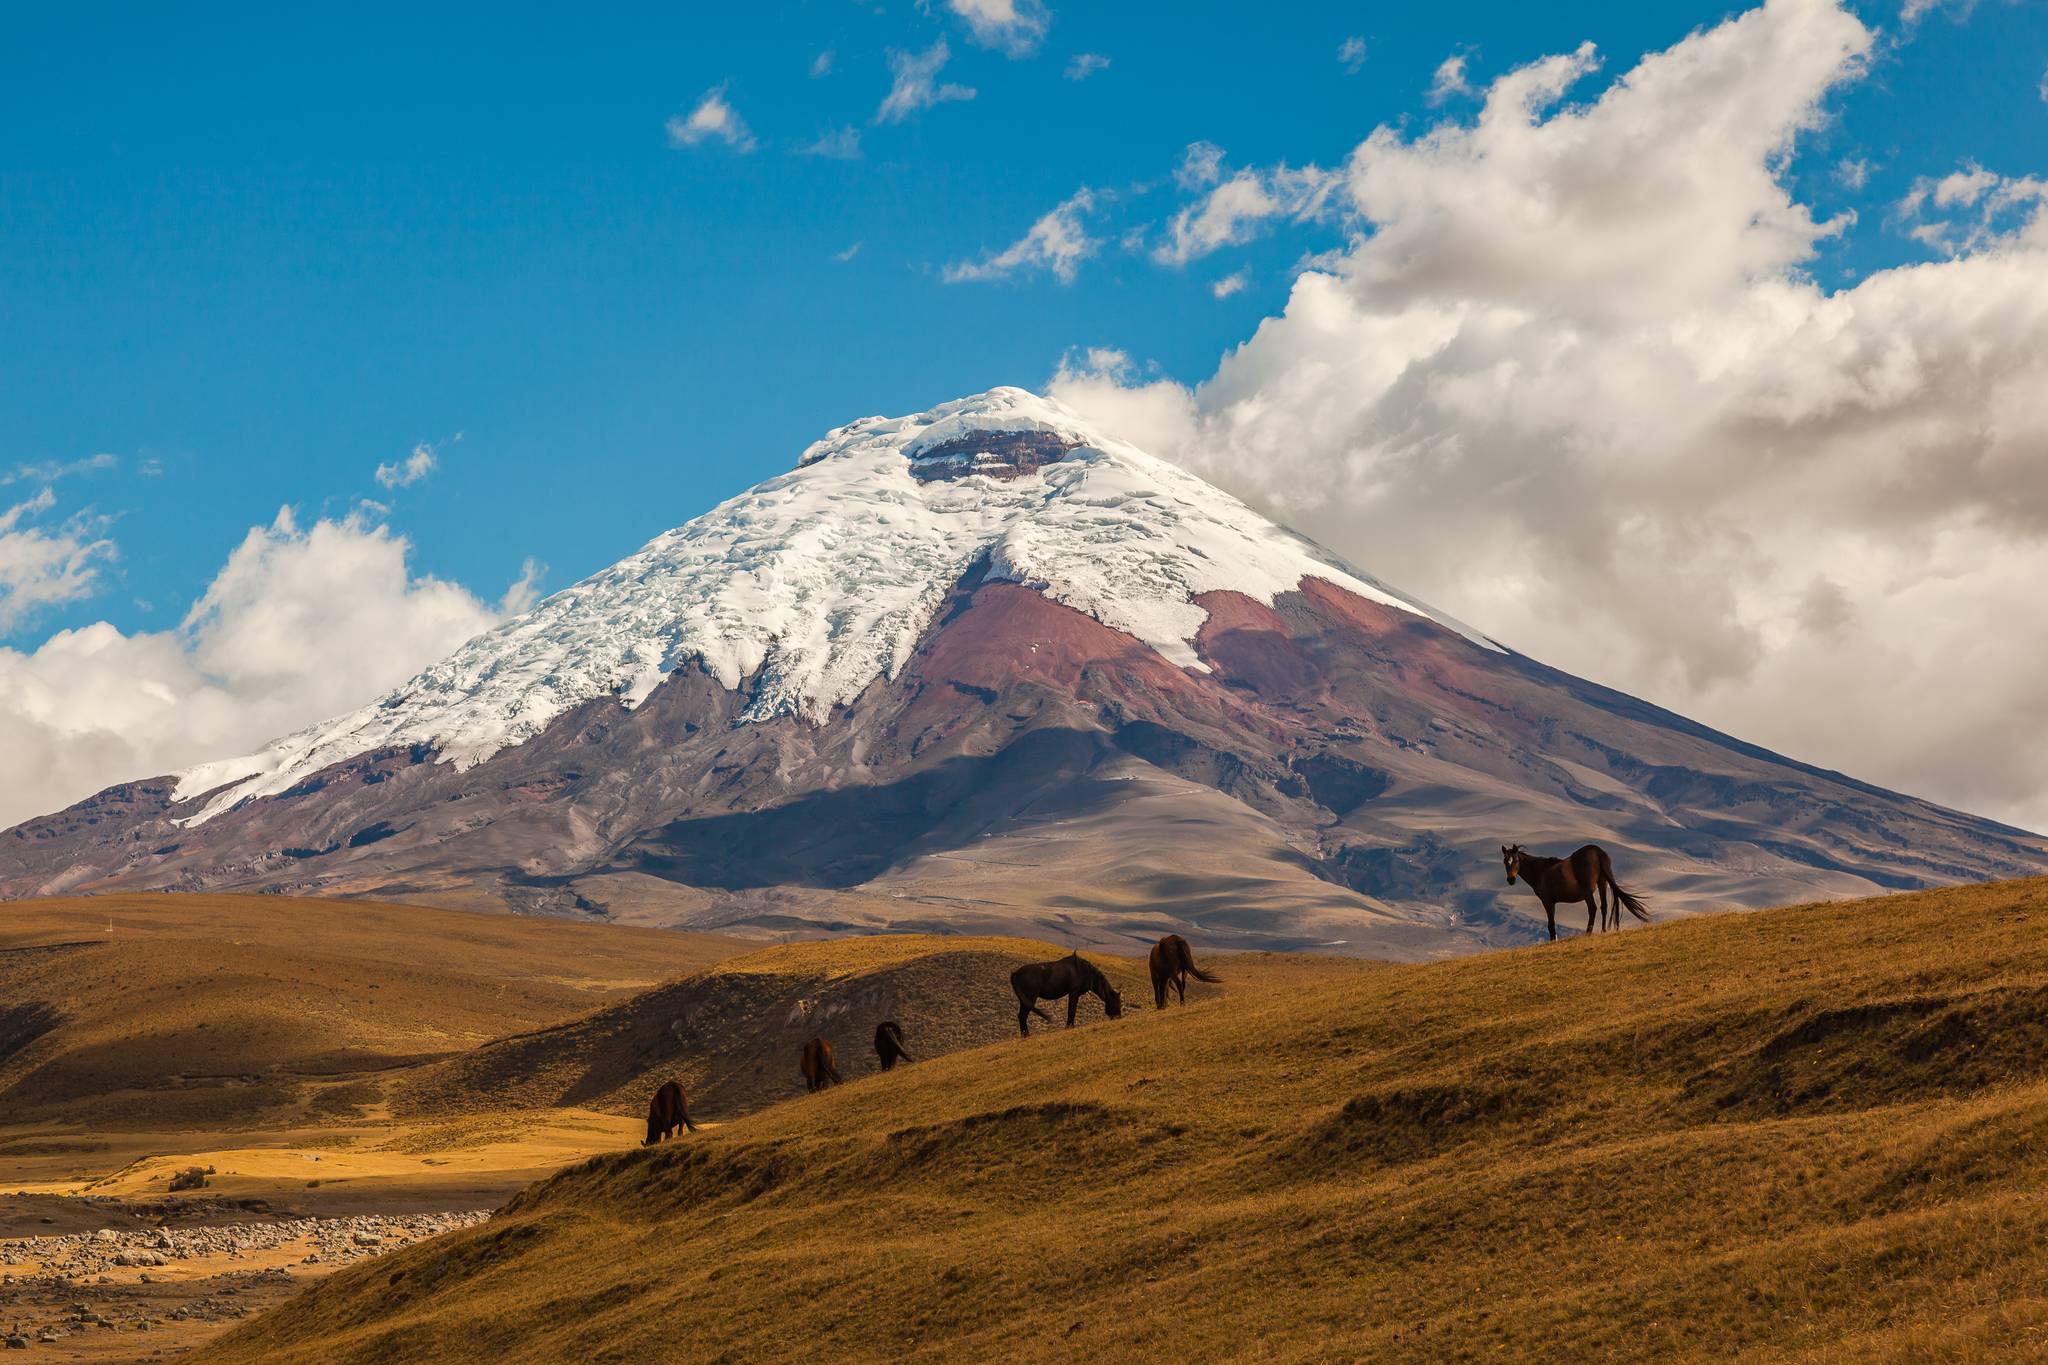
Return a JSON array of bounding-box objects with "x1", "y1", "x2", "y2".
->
[
  {"x1": 175, "y1": 388, "x2": 1493, "y2": 822},
  {"x1": 7, "y1": 388, "x2": 2045, "y2": 955}
]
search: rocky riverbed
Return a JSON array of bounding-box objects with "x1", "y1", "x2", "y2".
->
[{"x1": 0, "y1": 1208, "x2": 488, "y2": 1357}]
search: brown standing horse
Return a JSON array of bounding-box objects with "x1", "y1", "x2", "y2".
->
[
  {"x1": 874, "y1": 1020, "x2": 913, "y2": 1071},
  {"x1": 799, "y1": 1036, "x2": 842, "y2": 1091},
  {"x1": 1148, "y1": 934, "x2": 1221, "y2": 1009},
  {"x1": 644, "y1": 1080, "x2": 696, "y2": 1144},
  {"x1": 1502, "y1": 843, "x2": 1650, "y2": 941},
  {"x1": 1010, "y1": 951, "x2": 1123, "y2": 1036}
]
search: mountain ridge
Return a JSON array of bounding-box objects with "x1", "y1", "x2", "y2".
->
[{"x1": 4, "y1": 389, "x2": 2044, "y2": 953}]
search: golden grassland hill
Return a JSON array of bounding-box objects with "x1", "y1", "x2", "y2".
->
[
  {"x1": 205, "y1": 877, "x2": 2048, "y2": 1363},
  {"x1": 393, "y1": 936, "x2": 1362, "y2": 1126},
  {"x1": 0, "y1": 895, "x2": 743, "y2": 1131}
]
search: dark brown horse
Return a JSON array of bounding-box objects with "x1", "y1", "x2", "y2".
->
[
  {"x1": 874, "y1": 1020, "x2": 913, "y2": 1071},
  {"x1": 1148, "y1": 934, "x2": 1221, "y2": 1009},
  {"x1": 644, "y1": 1080, "x2": 696, "y2": 1144},
  {"x1": 1502, "y1": 843, "x2": 1650, "y2": 941},
  {"x1": 1011, "y1": 951, "x2": 1123, "y2": 1036},
  {"x1": 800, "y1": 1036, "x2": 842, "y2": 1091}
]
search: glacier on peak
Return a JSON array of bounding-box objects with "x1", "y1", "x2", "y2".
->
[{"x1": 172, "y1": 387, "x2": 1499, "y2": 823}]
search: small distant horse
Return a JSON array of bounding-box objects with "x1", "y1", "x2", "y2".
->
[
  {"x1": 1502, "y1": 843, "x2": 1650, "y2": 941},
  {"x1": 644, "y1": 1080, "x2": 696, "y2": 1144},
  {"x1": 874, "y1": 1020, "x2": 913, "y2": 1071},
  {"x1": 800, "y1": 1036, "x2": 842, "y2": 1092},
  {"x1": 1011, "y1": 951, "x2": 1124, "y2": 1036},
  {"x1": 1149, "y1": 934, "x2": 1221, "y2": 1009}
]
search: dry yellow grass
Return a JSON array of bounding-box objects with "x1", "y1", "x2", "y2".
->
[
  {"x1": 0, "y1": 893, "x2": 743, "y2": 1132},
  {"x1": 205, "y1": 877, "x2": 2048, "y2": 1362}
]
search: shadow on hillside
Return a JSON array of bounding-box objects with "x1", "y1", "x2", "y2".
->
[{"x1": 623, "y1": 728, "x2": 1126, "y2": 889}]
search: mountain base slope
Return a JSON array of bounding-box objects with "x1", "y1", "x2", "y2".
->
[{"x1": 206, "y1": 876, "x2": 2048, "y2": 1362}]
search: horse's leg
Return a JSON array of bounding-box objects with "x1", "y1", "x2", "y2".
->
[
  {"x1": 1544, "y1": 900, "x2": 1556, "y2": 942},
  {"x1": 1175, "y1": 972, "x2": 1187, "y2": 1005},
  {"x1": 1584, "y1": 894, "x2": 1596, "y2": 936},
  {"x1": 1017, "y1": 995, "x2": 1032, "y2": 1037},
  {"x1": 1067, "y1": 991, "x2": 1080, "y2": 1027}
]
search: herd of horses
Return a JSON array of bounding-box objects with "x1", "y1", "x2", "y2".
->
[{"x1": 643, "y1": 843, "x2": 1650, "y2": 1145}]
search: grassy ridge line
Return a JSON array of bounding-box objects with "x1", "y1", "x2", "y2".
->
[
  {"x1": 0, "y1": 894, "x2": 743, "y2": 1131},
  {"x1": 207, "y1": 878, "x2": 2048, "y2": 1362}
]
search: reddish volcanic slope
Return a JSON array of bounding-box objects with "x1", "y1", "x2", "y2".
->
[{"x1": 3, "y1": 570, "x2": 2042, "y2": 958}]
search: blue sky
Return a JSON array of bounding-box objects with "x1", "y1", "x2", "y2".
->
[
  {"x1": 5, "y1": 0, "x2": 2048, "y2": 833},
  {"x1": 4, "y1": 0, "x2": 2040, "y2": 639}
]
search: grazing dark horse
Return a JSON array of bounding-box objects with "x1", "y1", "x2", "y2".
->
[
  {"x1": 1011, "y1": 951, "x2": 1124, "y2": 1036},
  {"x1": 1502, "y1": 843, "x2": 1650, "y2": 941},
  {"x1": 874, "y1": 1020, "x2": 913, "y2": 1071},
  {"x1": 800, "y1": 1036, "x2": 842, "y2": 1092},
  {"x1": 644, "y1": 1080, "x2": 696, "y2": 1144},
  {"x1": 1148, "y1": 934, "x2": 1221, "y2": 1009}
]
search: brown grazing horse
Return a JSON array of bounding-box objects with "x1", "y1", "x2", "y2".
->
[
  {"x1": 1149, "y1": 934, "x2": 1221, "y2": 1009},
  {"x1": 800, "y1": 1036, "x2": 842, "y2": 1092},
  {"x1": 1011, "y1": 951, "x2": 1123, "y2": 1036},
  {"x1": 874, "y1": 1020, "x2": 913, "y2": 1071},
  {"x1": 1502, "y1": 843, "x2": 1650, "y2": 941},
  {"x1": 643, "y1": 1080, "x2": 696, "y2": 1144}
]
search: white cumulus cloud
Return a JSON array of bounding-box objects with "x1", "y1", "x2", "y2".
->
[
  {"x1": 0, "y1": 489, "x2": 116, "y2": 634},
  {"x1": 1051, "y1": 0, "x2": 2048, "y2": 834},
  {"x1": 0, "y1": 507, "x2": 527, "y2": 830}
]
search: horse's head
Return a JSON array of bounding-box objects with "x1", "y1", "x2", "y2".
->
[
  {"x1": 1102, "y1": 984, "x2": 1123, "y2": 1019},
  {"x1": 1502, "y1": 844, "x2": 1525, "y2": 884}
]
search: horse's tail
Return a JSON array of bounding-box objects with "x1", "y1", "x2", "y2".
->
[
  {"x1": 1607, "y1": 874, "x2": 1651, "y2": 922},
  {"x1": 1173, "y1": 939, "x2": 1221, "y2": 983}
]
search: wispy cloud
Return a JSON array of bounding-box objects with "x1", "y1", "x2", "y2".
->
[
  {"x1": 375, "y1": 438, "x2": 446, "y2": 491},
  {"x1": 1154, "y1": 158, "x2": 1339, "y2": 266},
  {"x1": 1896, "y1": 162, "x2": 2048, "y2": 256},
  {"x1": 1428, "y1": 53, "x2": 1474, "y2": 104},
  {"x1": 798, "y1": 126, "x2": 862, "y2": 160},
  {"x1": 810, "y1": 49, "x2": 835, "y2": 78},
  {"x1": 1065, "y1": 52, "x2": 1110, "y2": 81},
  {"x1": 834, "y1": 242, "x2": 863, "y2": 263},
  {"x1": 1339, "y1": 37, "x2": 1367, "y2": 74},
  {"x1": 499, "y1": 557, "x2": 546, "y2": 616},
  {"x1": 1211, "y1": 270, "x2": 1248, "y2": 299},
  {"x1": 666, "y1": 85, "x2": 757, "y2": 152},
  {"x1": 877, "y1": 41, "x2": 977, "y2": 123},
  {"x1": 946, "y1": 0, "x2": 1050, "y2": 57},
  {"x1": 2, "y1": 453, "x2": 118, "y2": 486},
  {"x1": 1175, "y1": 141, "x2": 1225, "y2": 191},
  {"x1": 1834, "y1": 157, "x2": 1871, "y2": 189},
  {"x1": 943, "y1": 189, "x2": 1099, "y2": 284}
]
